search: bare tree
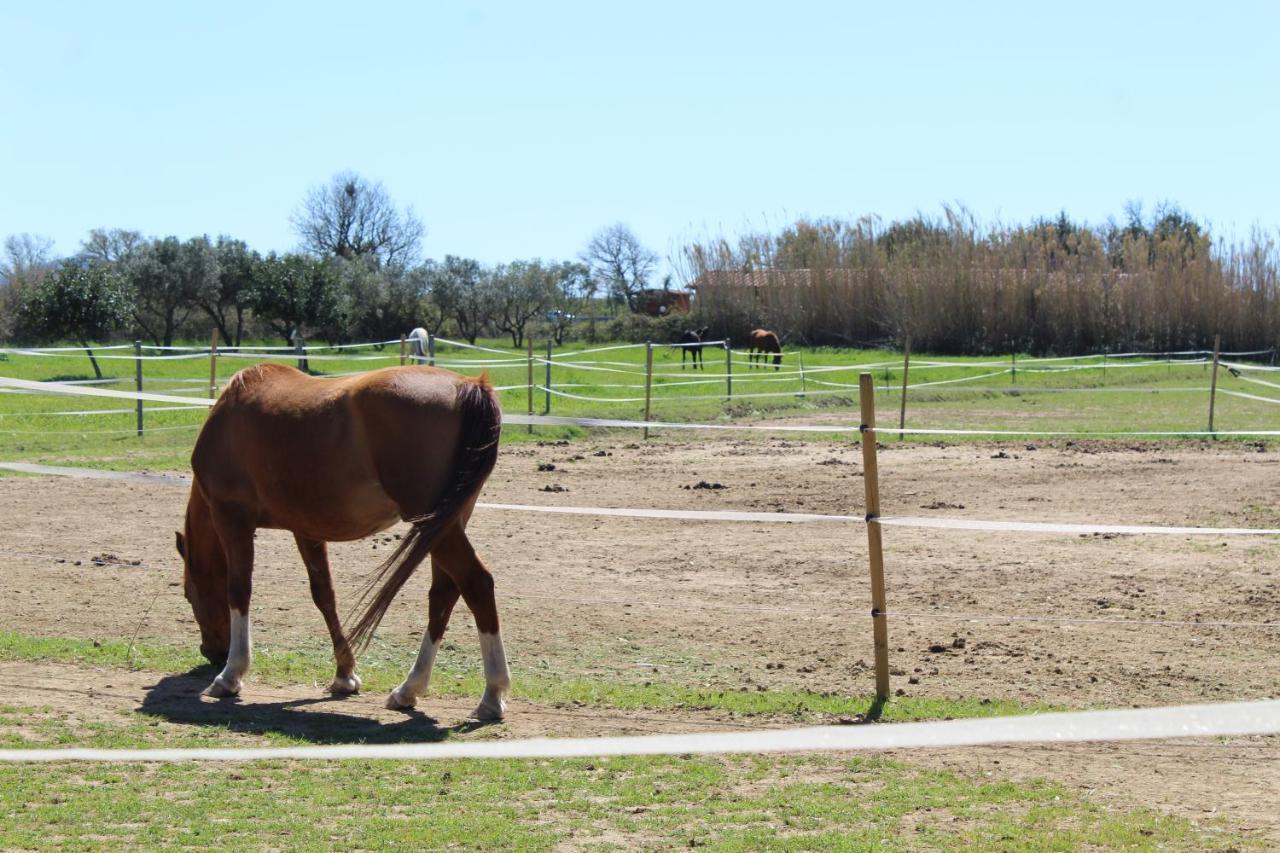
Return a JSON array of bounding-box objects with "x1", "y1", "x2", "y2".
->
[
  {"x1": 292, "y1": 171, "x2": 424, "y2": 266},
  {"x1": 80, "y1": 228, "x2": 143, "y2": 265},
  {"x1": 581, "y1": 224, "x2": 657, "y2": 312}
]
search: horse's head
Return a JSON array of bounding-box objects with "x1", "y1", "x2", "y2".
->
[
  {"x1": 176, "y1": 489, "x2": 230, "y2": 665},
  {"x1": 698, "y1": 327, "x2": 710, "y2": 339}
]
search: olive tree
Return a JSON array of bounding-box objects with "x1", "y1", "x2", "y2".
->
[{"x1": 17, "y1": 259, "x2": 131, "y2": 378}]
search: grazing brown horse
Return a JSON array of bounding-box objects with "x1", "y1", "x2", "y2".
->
[
  {"x1": 747, "y1": 329, "x2": 782, "y2": 369},
  {"x1": 175, "y1": 362, "x2": 509, "y2": 719},
  {"x1": 678, "y1": 326, "x2": 710, "y2": 369}
]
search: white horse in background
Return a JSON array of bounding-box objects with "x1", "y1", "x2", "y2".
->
[{"x1": 407, "y1": 327, "x2": 429, "y2": 365}]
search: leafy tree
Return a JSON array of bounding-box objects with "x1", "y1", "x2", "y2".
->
[
  {"x1": 546, "y1": 261, "x2": 591, "y2": 344},
  {"x1": 126, "y1": 236, "x2": 220, "y2": 347},
  {"x1": 342, "y1": 256, "x2": 431, "y2": 342},
  {"x1": 581, "y1": 224, "x2": 657, "y2": 312},
  {"x1": 16, "y1": 260, "x2": 131, "y2": 378},
  {"x1": 197, "y1": 237, "x2": 259, "y2": 347},
  {"x1": 425, "y1": 255, "x2": 489, "y2": 344},
  {"x1": 247, "y1": 253, "x2": 348, "y2": 345},
  {"x1": 292, "y1": 171, "x2": 424, "y2": 266},
  {"x1": 486, "y1": 260, "x2": 558, "y2": 347}
]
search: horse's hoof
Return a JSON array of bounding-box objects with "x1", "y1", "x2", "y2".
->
[
  {"x1": 386, "y1": 687, "x2": 416, "y2": 710},
  {"x1": 202, "y1": 676, "x2": 240, "y2": 698},
  {"x1": 329, "y1": 673, "x2": 362, "y2": 695},
  {"x1": 471, "y1": 695, "x2": 507, "y2": 721}
]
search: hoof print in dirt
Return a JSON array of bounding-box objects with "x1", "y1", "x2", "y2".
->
[
  {"x1": 684, "y1": 481, "x2": 726, "y2": 490},
  {"x1": 592, "y1": 450, "x2": 611, "y2": 457},
  {"x1": 927, "y1": 643, "x2": 950, "y2": 653},
  {"x1": 921, "y1": 500, "x2": 965, "y2": 510},
  {"x1": 540, "y1": 484, "x2": 569, "y2": 493},
  {"x1": 537, "y1": 463, "x2": 556, "y2": 472},
  {"x1": 990, "y1": 451, "x2": 1011, "y2": 459}
]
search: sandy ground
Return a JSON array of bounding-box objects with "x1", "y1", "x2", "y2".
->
[{"x1": 0, "y1": 437, "x2": 1278, "y2": 836}]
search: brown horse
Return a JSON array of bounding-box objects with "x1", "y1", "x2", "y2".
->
[
  {"x1": 175, "y1": 362, "x2": 509, "y2": 719},
  {"x1": 747, "y1": 329, "x2": 782, "y2": 369}
]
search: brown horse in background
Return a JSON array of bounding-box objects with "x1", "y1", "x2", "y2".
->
[
  {"x1": 176, "y1": 362, "x2": 509, "y2": 719},
  {"x1": 747, "y1": 329, "x2": 782, "y2": 369}
]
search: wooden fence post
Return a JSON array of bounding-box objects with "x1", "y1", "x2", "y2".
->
[
  {"x1": 526, "y1": 336, "x2": 534, "y2": 435},
  {"x1": 209, "y1": 329, "x2": 219, "y2": 399},
  {"x1": 643, "y1": 341, "x2": 654, "y2": 440},
  {"x1": 295, "y1": 333, "x2": 307, "y2": 372},
  {"x1": 134, "y1": 340, "x2": 143, "y2": 437},
  {"x1": 859, "y1": 373, "x2": 891, "y2": 703},
  {"x1": 798, "y1": 352, "x2": 806, "y2": 397},
  {"x1": 1208, "y1": 334, "x2": 1221, "y2": 435},
  {"x1": 428, "y1": 332, "x2": 435, "y2": 367},
  {"x1": 544, "y1": 339, "x2": 553, "y2": 414},
  {"x1": 1011, "y1": 349, "x2": 1017, "y2": 384},
  {"x1": 898, "y1": 335, "x2": 912, "y2": 441},
  {"x1": 725, "y1": 339, "x2": 732, "y2": 400},
  {"x1": 399, "y1": 334, "x2": 406, "y2": 366}
]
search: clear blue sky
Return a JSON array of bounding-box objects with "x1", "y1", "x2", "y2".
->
[{"x1": 3, "y1": 1, "x2": 1277, "y2": 277}]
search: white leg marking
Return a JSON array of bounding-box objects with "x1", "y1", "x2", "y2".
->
[
  {"x1": 329, "y1": 672, "x2": 362, "y2": 695},
  {"x1": 204, "y1": 609, "x2": 251, "y2": 697},
  {"x1": 473, "y1": 631, "x2": 510, "y2": 721},
  {"x1": 387, "y1": 633, "x2": 440, "y2": 710}
]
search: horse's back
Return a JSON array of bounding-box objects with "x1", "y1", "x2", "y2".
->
[{"x1": 193, "y1": 365, "x2": 488, "y2": 537}]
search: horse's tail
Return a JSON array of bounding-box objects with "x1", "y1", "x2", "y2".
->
[{"x1": 345, "y1": 377, "x2": 502, "y2": 655}]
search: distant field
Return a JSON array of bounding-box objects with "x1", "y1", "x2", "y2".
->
[{"x1": 0, "y1": 337, "x2": 1277, "y2": 473}]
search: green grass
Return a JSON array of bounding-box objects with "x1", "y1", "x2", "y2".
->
[
  {"x1": 0, "y1": 702, "x2": 1250, "y2": 850},
  {"x1": 1, "y1": 338, "x2": 1277, "y2": 473},
  {"x1": 0, "y1": 631, "x2": 1041, "y2": 723}
]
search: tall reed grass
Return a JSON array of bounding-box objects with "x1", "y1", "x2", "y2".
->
[{"x1": 681, "y1": 207, "x2": 1280, "y2": 355}]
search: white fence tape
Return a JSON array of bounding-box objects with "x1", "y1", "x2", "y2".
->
[
  {"x1": 4, "y1": 463, "x2": 1279, "y2": 537},
  {"x1": 0, "y1": 699, "x2": 1274, "y2": 763}
]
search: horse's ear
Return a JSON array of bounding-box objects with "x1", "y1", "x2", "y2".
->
[{"x1": 175, "y1": 531, "x2": 186, "y2": 560}]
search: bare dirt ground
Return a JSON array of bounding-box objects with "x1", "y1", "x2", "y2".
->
[{"x1": 1, "y1": 437, "x2": 1278, "y2": 836}]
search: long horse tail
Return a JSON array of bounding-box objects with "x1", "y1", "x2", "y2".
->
[{"x1": 345, "y1": 377, "x2": 502, "y2": 655}]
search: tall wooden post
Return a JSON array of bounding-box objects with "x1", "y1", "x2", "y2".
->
[
  {"x1": 725, "y1": 339, "x2": 732, "y2": 400},
  {"x1": 134, "y1": 340, "x2": 144, "y2": 437},
  {"x1": 428, "y1": 333, "x2": 435, "y2": 367},
  {"x1": 209, "y1": 329, "x2": 219, "y2": 399},
  {"x1": 526, "y1": 336, "x2": 534, "y2": 435},
  {"x1": 643, "y1": 341, "x2": 654, "y2": 440},
  {"x1": 399, "y1": 334, "x2": 407, "y2": 366},
  {"x1": 1011, "y1": 349, "x2": 1017, "y2": 384},
  {"x1": 897, "y1": 335, "x2": 912, "y2": 441},
  {"x1": 1208, "y1": 333, "x2": 1222, "y2": 434},
  {"x1": 544, "y1": 339, "x2": 553, "y2": 414},
  {"x1": 295, "y1": 333, "x2": 307, "y2": 372},
  {"x1": 859, "y1": 373, "x2": 890, "y2": 703}
]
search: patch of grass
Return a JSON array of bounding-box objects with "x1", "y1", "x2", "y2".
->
[
  {"x1": 0, "y1": 631, "x2": 1045, "y2": 723},
  {"x1": 0, "y1": 736, "x2": 1249, "y2": 849},
  {"x1": 1, "y1": 339, "x2": 1276, "y2": 473}
]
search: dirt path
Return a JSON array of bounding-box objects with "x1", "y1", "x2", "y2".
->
[{"x1": 1, "y1": 438, "x2": 1278, "y2": 836}]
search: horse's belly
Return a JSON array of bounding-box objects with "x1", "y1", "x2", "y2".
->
[{"x1": 261, "y1": 476, "x2": 403, "y2": 542}]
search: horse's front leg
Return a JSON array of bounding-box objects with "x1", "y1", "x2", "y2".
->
[
  {"x1": 294, "y1": 534, "x2": 361, "y2": 695},
  {"x1": 205, "y1": 509, "x2": 255, "y2": 697}
]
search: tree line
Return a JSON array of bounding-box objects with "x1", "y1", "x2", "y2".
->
[
  {"x1": 681, "y1": 205, "x2": 1280, "y2": 355},
  {"x1": 0, "y1": 172, "x2": 666, "y2": 364}
]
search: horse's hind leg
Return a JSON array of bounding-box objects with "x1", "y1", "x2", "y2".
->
[
  {"x1": 294, "y1": 534, "x2": 360, "y2": 695},
  {"x1": 387, "y1": 558, "x2": 460, "y2": 710},
  {"x1": 431, "y1": 525, "x2": 510, "y2": 720},
  {"x1": 205, "y1": 508, "x2": 255, "y2": 698}
]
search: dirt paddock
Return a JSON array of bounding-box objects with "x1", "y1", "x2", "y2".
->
[{"x1": 1, "y1": 436, "x2": 1278, "y2": 836}]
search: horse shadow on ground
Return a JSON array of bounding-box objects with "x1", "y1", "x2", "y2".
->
[{"x1": 138, "y1": 665, "x2": 496, "y2": 745}]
